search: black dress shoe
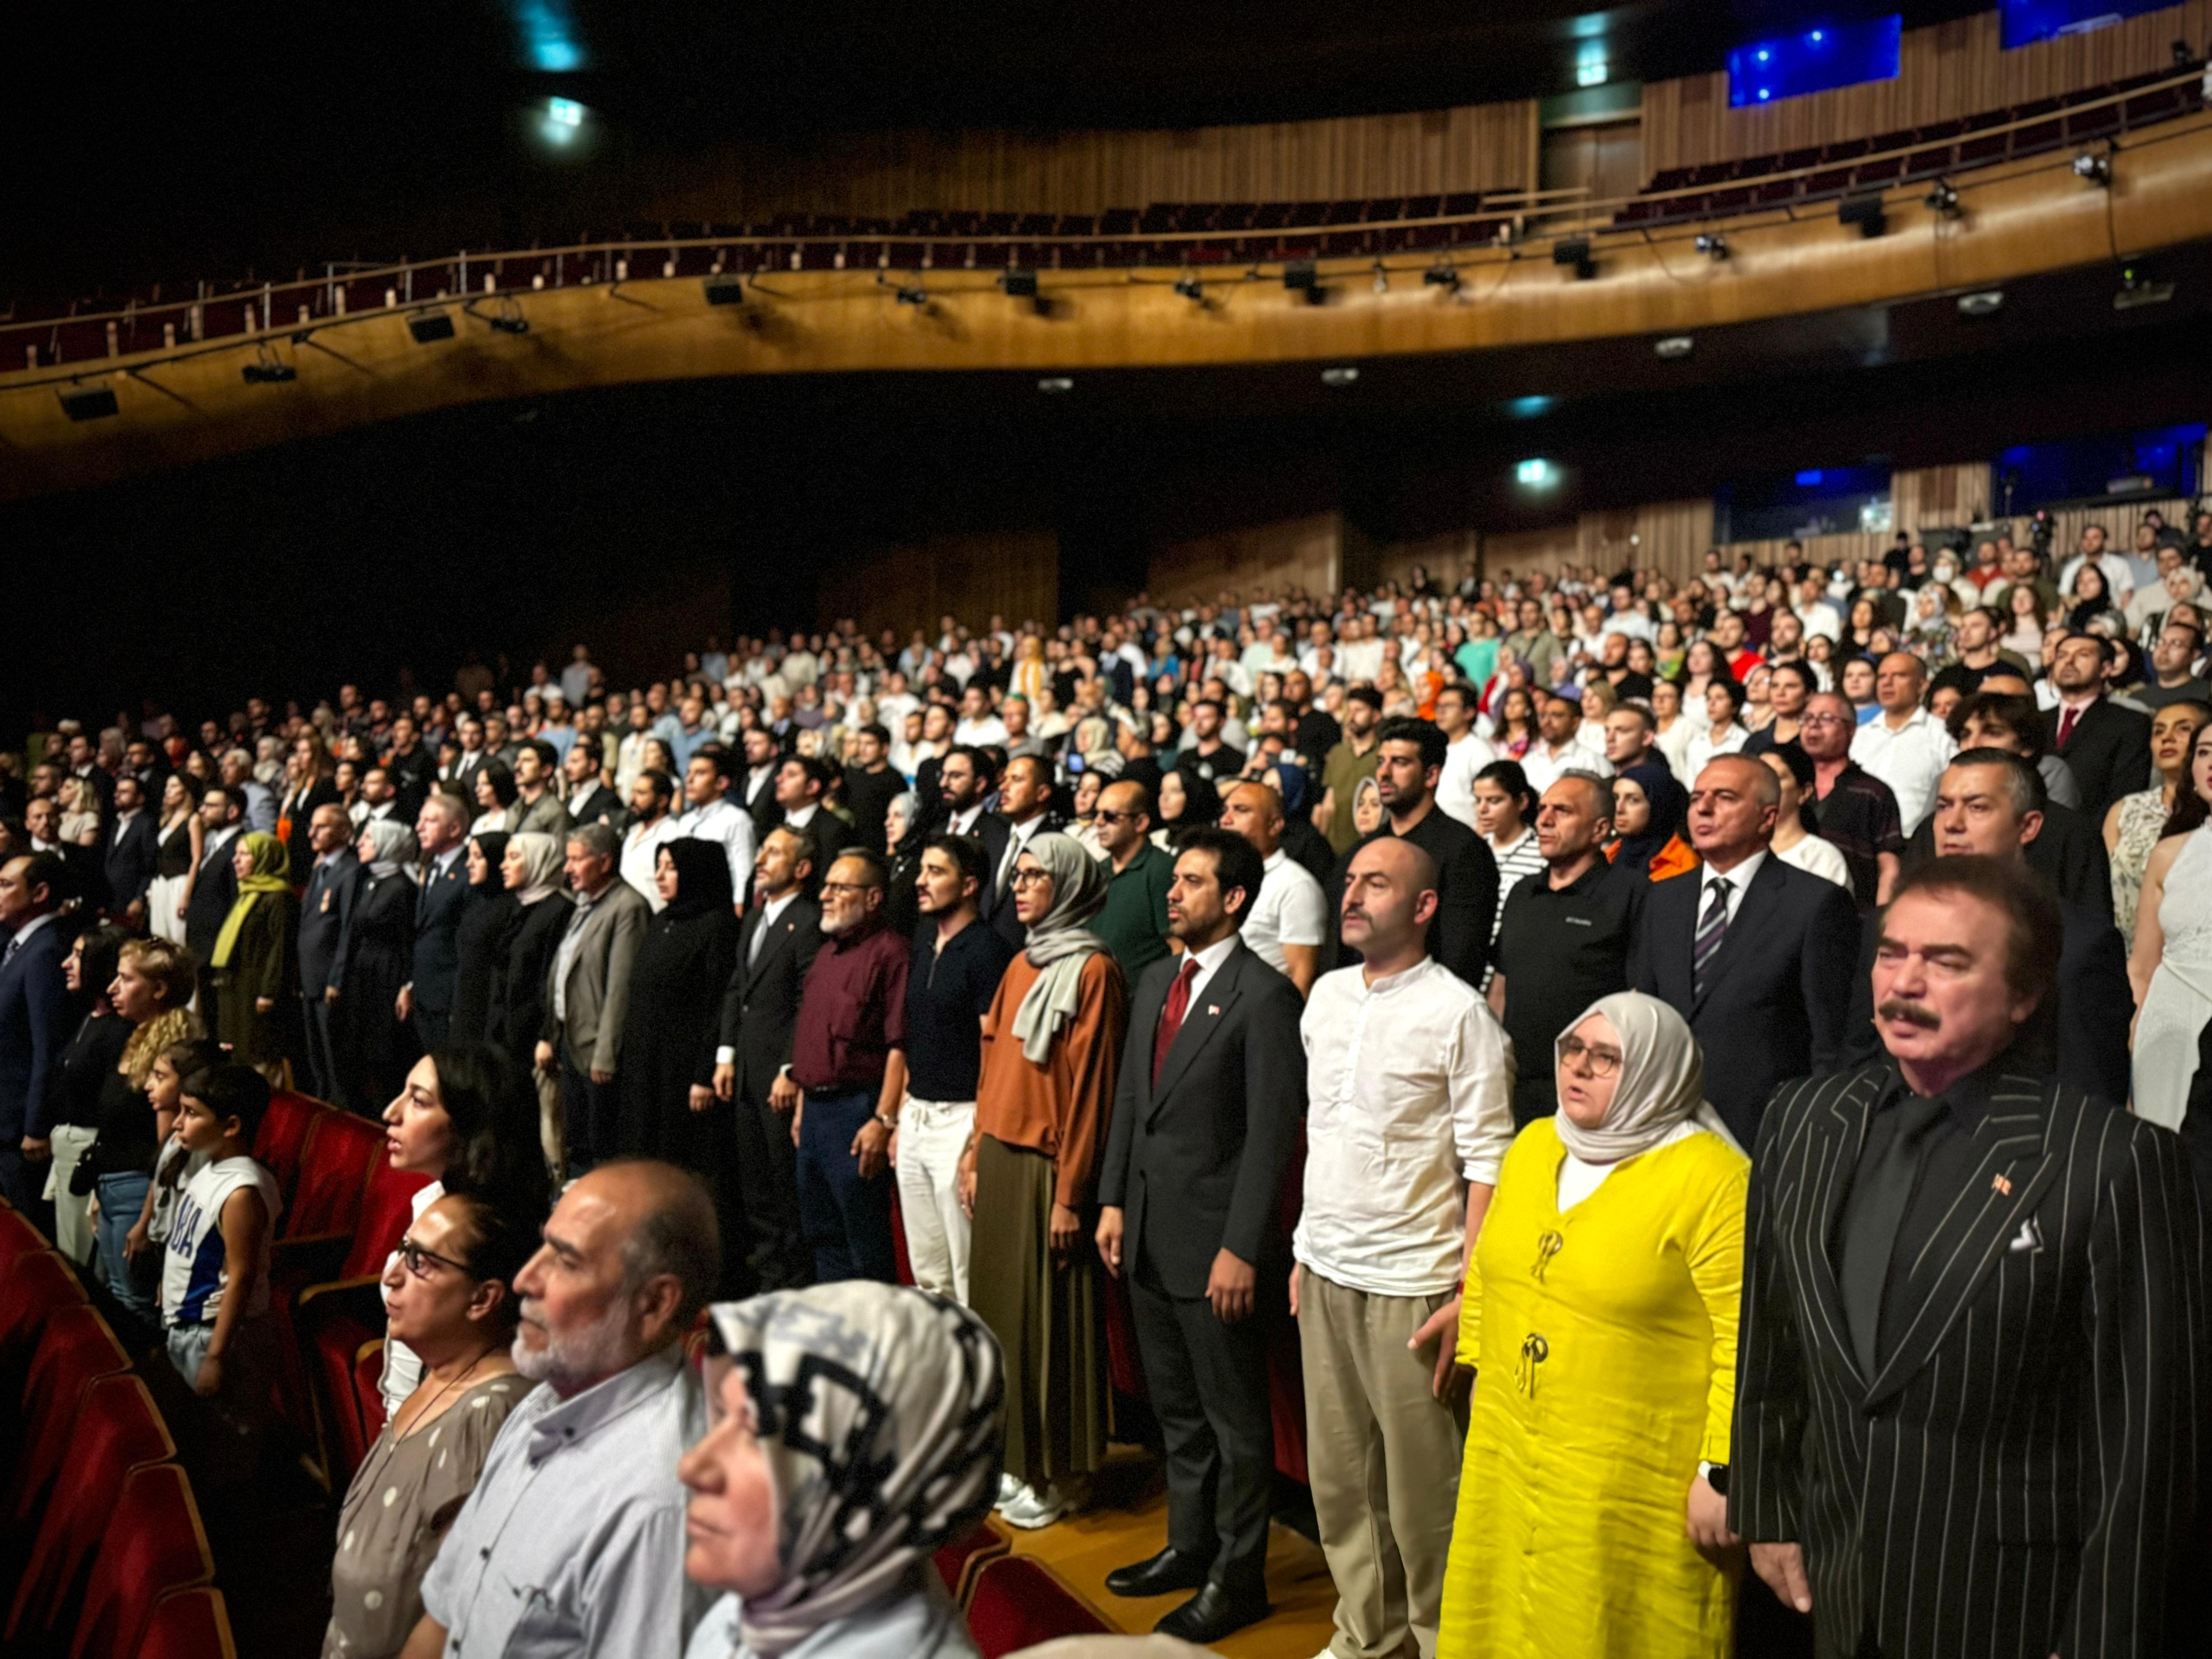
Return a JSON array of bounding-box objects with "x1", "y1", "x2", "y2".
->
[
  {"x1": 1153, "y1": 1580, "x2": 1271, "y2": 1643},
  {"x1": 1106, "y1": 1546, "x2": 1217, "y2": 1598}
]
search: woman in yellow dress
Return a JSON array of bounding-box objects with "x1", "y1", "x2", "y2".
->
[{"x1": 1438, "y1": 990, "x2": 1748, "y2": 1659}]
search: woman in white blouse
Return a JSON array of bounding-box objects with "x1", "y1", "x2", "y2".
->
[
  {"x1": 1682, "y1": 678, "x2": 1750, "y2": 780},
  {"x1": 1758, "y1": 747, "x2": 1853, "y2": 890}
]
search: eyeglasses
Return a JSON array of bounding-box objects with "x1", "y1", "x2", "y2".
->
[
  {"x1": 396, "y1": 1236, "x2": 474, "y2": 1279},
  {"x1": 1557, "y1": 1035, "x2": 1624, "y2": 1077},
  {"x1": 1009, "y1": 868, "x2": 1052, "y2": 888},
  {"x1": 1093, "y1": 810, "x2": 1139, "y2": 826}
]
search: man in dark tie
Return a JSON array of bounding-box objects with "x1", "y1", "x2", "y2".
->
[
  {"x1": 2044, "y1": 631, "x2": 2152, "y2": 823},
  {"x1": 400, "y1": 793, "x2": 470, "y2": 1050},
  {"x1": 100, "y1": 775, "x2": 160, "y2": 931},
  {"x1": 1734, "y1": 855, "x2": 2203, "y2": 1659},
  {"x1": 712, "y1": 824, "x2": 824, "y2": 1290},
  {"x1": 982, "y1": 754, "x2": 1055, "y2": 952},
  {"x1": 1629, "y1": 753, "x2": 1858, "y2": 1147},
  {"x1": 295, "y1": 804, "x2": 360, "y2": 1106},
  {"x1": 1096, "y1": 827, "x2": 1305, "y2": 1643},
  {"x1": 184, "y1": 784, "x2": 245, "y2": 1033}
]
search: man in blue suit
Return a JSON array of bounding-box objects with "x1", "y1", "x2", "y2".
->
[
  {"x1": 0, "y1": 853, "x2": 74, "y2": 1211},
  {"x1": 400, "y1": 792, "x2": 470, "y2": 1051}
]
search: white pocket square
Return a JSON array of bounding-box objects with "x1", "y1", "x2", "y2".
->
[{"x1": 2007, "y1": 1216, "x2": 2044, "y2": 1255}]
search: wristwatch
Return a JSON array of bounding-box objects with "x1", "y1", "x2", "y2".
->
[
  {"x1": 874, "y1": 1112, "x2": 899, "y2": 1131},
  {"x1": 1698, "y1": 1460, "x2": 1730, "y2": 1496}
]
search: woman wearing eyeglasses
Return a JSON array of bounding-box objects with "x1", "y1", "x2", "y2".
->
[
  {"x1": 1437, "y1": 991, "x2": 1748, "y2": 1659},
  {"x1": 323, "y1": 1188, "x2": 536, "y2": 1659}
]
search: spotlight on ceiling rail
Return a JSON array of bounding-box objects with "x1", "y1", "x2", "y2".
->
[
  {"x1": 1321, "y1": 366, "x2": 1360, "y2": 387},
  {"x1": 59, "y1": 384, "x2": 119, "y2": 421},
  {"x1": 1957, "y1": 289, "x2": 2004, "y2": 318},
  {"x1": 895, "y1": 284, "x2": 929, "y2": 306},
  {"x1": 1924, "y1": 178, "x2": 1962, "y2": 217},
  {"x1": 703, "y1": 275, "x2": 746, "y2": 305},
  {"x1": 1654, "y1": 335, "x2": 1694, "y2": 359},
  {"x1": 489, "y1": 311, "x2": 530, "y2": 335},
  {"x1": 1553, "y1": 238, "x2": 1595, "y2": 279},
  {"x1": 1694, "y1": 233, "x2": 1729, "y2": 261},
  {"x1": 1037, "y1": 376, "x2": 1074, "y2": 394},
  {"x1": 2115, "y1": 265, "x2": 2176, "y2": 309},
  {"x1": 1173, "y1": 275, "x2": 1208, "y2": 305},
  {"x1": 1423, "y1": 262, "x2": 1461, "y2": 290},
  {"x1": 241, "y1": 352, "x2": 297, "y2": 383},
  {"x1": 2073, "y1": 150, "x2": 2112, "y2": 185}
]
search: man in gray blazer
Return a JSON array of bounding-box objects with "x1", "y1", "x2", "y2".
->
[
  {"x1": 535, "y1": 823, "x2": 648, "y2": 1175},
  {"x1": 1096, "y1": 826, "x2": 1306, "y2": 1645},
  {"x1": 1734, "y1": 854, "x2": 2203, "y2": 1659}
]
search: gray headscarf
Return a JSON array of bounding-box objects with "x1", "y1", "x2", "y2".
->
[
  {"x1": 508, "y1": 831, "x2": 564, "y2": 904},
  {"x1": 1010, "y1": 831, "x2": 1111, "y2": 1065},
  {"x1": 1552, "y1": 990, "x2": 1744, "y2": 1162},
  {"x1": 359, "y1": 819, "x2": 420, "y2": 880}
]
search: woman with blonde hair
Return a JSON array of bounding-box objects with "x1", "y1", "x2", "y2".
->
[
  {"x1": 145, "y1": 772, "x2": 205, "y2": 946},
  {"x1": 86, "y1": 935, "x2": 202, "y2": 1318},
  {"x1": 59, "y1": 775, "x2": 102, "y2": 847},
  {"x1": 1439, "y1": 992, "x2": 1747, "y2": 1659}
]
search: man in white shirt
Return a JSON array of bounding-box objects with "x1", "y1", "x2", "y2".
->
[
  {"x1": 1296, "y1": 835, "x2": 1514, "y2": 1659},
  {"x1": 1431, "y1": 685, "x2": 1495, "y2": 833},
  {"x1": 1338, "y1": 617, "x2": 1386, "y2": 685},
  {"x1": 1219, "y1": 783, "x2": 1325, "y2": 998},
  {"x1": 951, "y1": 683, "x2": 1008, "y2": 748},
  {"x1": 2057, "y1": 524, "x2": 2134, "y2": 603},
  {"x1": 619, "y1": 768, "x2": 680, "y2": 910},
  {"x1": 1520, "y1": 694, "x2": 1613, "y2": 796},
  {"x1": 1848, "y1": 652, "x2": 1956, "y2": 834},
  {"x1": 671, "y1": 749, "x2": 757, "y2": 907}
]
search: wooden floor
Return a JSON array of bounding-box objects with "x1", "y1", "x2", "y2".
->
[{"x1": 1003, "y1": 1447, "x2": 1338, "y2": 1659}]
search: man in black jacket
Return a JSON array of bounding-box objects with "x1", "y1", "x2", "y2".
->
[
  {"x1": 99, "y1": 775, "x2": 160, "y2": 929},
  {"x1": 382, "y1": 715, "x2": 437, "y2": 822},
  {"x1": 183, "y1": 784, "x2": 245, "y2": 1032},
  {"x1": 402, "y1": 793, "x2": 470, "y2": 1050},
  {"x1": 1096, "y1": 827, "x2": 1305, "y2": 1644},
  {"x1": 1734, "y1": 857, "x2": 2202, "y2": 1659},
  {"x1": 1629, "y1": 753, "x2": 1858, "y2": 1147},
  {"x1": 2045, "y1": 631, "x2": 2152, "y2": 823},
  {"x1": 1326, "y1": 717, "x2": 1496, "y2": 986},
  {"x1": 712, "y1": 824, "x2": 825, "y2": 1290},
  {"x1": 295, "y1": 804, "x2": 360, "y2": 1106}
]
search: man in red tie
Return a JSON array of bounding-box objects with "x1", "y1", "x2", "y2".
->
[
  {"x1": 1095, "y1": 827, "x2": 1307, "y2": 1644},
  {"x1": 2044, "y1": 630, "x2": 2152, "y2": 823}
]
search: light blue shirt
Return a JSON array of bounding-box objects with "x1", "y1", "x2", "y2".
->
[{"x1": 683, "y1": 1570, "x2": 978, "y2": 1659}]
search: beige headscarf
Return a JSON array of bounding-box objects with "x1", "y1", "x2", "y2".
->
[
  {"x1": 1009, "y1": 832, "x2": 1111, "y2": 1065},
  {"x1": 1552, "y1": 990, "x2": 1743, "y2": 1161},
  {"x1": 508, "y1": 831, "x2": 565, "y2": 904}
]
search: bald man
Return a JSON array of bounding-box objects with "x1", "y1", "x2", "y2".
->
[
  {"x1": 1092, "y1": 779, "x2": 1175, "y2": 982},
  {"x1": 1628, "y1": 756, "x2": 1858, "y2": 1145},
  {"x1": 1296, "y1": 835, "x2": 1513, "y2": 1659},
  {"x1": 1850, "y1": 650, "x2": 1957, "y2": 834},
  {"x1": 1220, "y1": 782, "x2": 1326, "y2": 997},
  {"x1": 405, "y1": 1160, "x2": 717, "y2": 1659}
]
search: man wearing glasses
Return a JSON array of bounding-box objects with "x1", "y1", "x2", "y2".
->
[
  {"x1": 779, "y1": 849, "x2": 910, "y2": 1284},
  {"x1": 1091, "y1": 780, "x2": 1174, "y2": 981}
]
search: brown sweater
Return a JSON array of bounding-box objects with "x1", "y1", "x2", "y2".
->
[{"x1": 973, "y1": 951, "x2": 1128, "y2": 1210}]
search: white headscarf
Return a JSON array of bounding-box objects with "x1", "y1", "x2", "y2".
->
[
  {"x1": 360, "y1": 819, "x2": 420, "y2": 881},
  {"x1": 1010, "y1": 831, "x2": 1111, "y2": 1065},
  {"x1": 701, "y1": 1283, "x2": 1004, "y2": 1657},
  {"x1": 1552, "y1": 991, "x2": 1744, "y2": 1162},
  {"x1": 508, "y1": 831, "x2": 564, "y2": 905}
]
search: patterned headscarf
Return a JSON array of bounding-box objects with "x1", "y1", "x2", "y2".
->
[
  {"x1": 703, "y1": 1284, "x2": 1004, "y2": 1656},
  {"x1": 1552, "y1": 990, "x2": 1743, "y2": 1162},
  {"x1": 1011, "y1": 831, "x2": 1111, "y2": 1064}
]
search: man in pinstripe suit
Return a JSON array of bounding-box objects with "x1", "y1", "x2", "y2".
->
[{"x1": 1733, "y1": 855, "x2": 2205, "y2": 1659}]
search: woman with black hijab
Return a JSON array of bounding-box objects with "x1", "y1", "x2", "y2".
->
[
  {"x1": 615, "y1": 837, "x2": 750, "y2": 1295},
  {"x1": 448, "y1": 832, "x2": 519, "y2": 1044},
  {"x1": 334, "y1": 820, "x2": 421, "y2": 1114}
]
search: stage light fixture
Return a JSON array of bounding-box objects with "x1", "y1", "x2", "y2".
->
[
  {"x1": 1957, "y1": 289, "x2": 2004, "y2": 317},
  {"x1": 1516, "y1": 458, "x2": 1556, "y2": 487},
  {"x1": 58, "y1": 385, "x2": 119, "y2": 421},
  {"x1": 2072, "y1": 151, "x2": 2111, "y2": 185},
  {"x1": 1037, "y1": 376, "x2": 1074, "y2": 394},
  {"x1": 489, "y1": 311, "x2": 530, "y2": 335},
  {"x1": 1924, "y1": 179, "x2": 1961, "y2": 217},
  {"x1": 1423, "y1": 262, "x2": 1461, "y2": 290},
  {"x1": 1694, "y1": 233, "x2": 1728, "y2": 260},
  {"x1": 2115, "y1": 266, "x2": 2175, "y2": 309},
  {"x1": 1283, "y1": 259, "x2": 1317, "y2": 291},
  {"x1": 1838, "y1": 195, "x2": 1886, "y2": 237},
  {"x1": 1655, "y1": 335, "x2": 1694, "y2": 359},
  {"x1": 1321, "y1": 366, "x2": 1360, "y2": 387},
  {"x1": 1173, "y1": 275, "x2": 1205, "y2": 302},
  {"x1": 895, "y1": 284, "x2": 928, "y2": 306},
  {"x1": 1553, "y1": 239, "x2": 1595, "y2": 279},
  {"x1": 1001, "y1": 270, "x2": 1039, "y2": 298},
  {"x1": 242, "y1": 346, "x2": 297, "y2": 383},
  {"x1": 703, "y1": 275, "x2": 746, "y2": 305},
  {"x1": 408, "y1": 311, "x2": 456, "y2": 343}
]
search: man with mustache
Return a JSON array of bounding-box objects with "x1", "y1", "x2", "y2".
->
[
  {"x1": 400, "y1": 1160, "x2": 718, "y2": 1659},
  {"x1": 1733, "y1": 855, "x2": 2202, "y2": 1659}
]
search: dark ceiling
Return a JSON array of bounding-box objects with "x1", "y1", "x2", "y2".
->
[{"x1": 5, "y1": 2, "x2": 1984, "y2": 301}]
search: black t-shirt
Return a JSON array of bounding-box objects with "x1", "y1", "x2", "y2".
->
[
  {"x1": 1493, "y1": 858, "x2": 1646, "y2": 1124},
  {"x1": 903, "y1": 918, "x2": 1016, "y2": 1103},
  {"x1": 53, "y1": 1009, "x2": 131, "y2": 1131}
]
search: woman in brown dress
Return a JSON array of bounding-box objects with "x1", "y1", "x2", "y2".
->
[
  {"x1": 959, "y1": 831, "x2": 1126, "y2": 1530},
  {"x1": 322, "y1": 1189, "x2": 535, "y2": 1659}
]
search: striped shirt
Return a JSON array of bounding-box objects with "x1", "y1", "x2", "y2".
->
[{"x1": 1484, "y1": 828, "x2": 1549, "y2": 947}]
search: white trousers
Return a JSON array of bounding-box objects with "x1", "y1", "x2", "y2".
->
[{"x1": 895, "y1": 1097, "x2": 975, "y2": 1304}]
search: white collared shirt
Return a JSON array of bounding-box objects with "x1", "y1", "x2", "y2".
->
[
  {"x1": 946, "y1": 804, "x2": 985, "y2": 836},
  {"x1": 1697, "y1": 848, "x2": 1768, "y2": 929},
  {"x1": 672, "y1": 796, "x2": 757, "y2": 897},
  {"x1": 1296, "y1": 957, "x2": 1515, "y2": 1296},
  {"x1": 1849, "y1": 704, "x2": 1957, "y2": 834},
  {"x1": 1171, "y1": 931, "x2": 1240, "y2": 1010},
  {"x1": 620, "y1": 814, "x2": 680, "y2": 911},
  {"x1": 1435, "y1": 732, "x2": 1497, "y2": 831},
  {"x1": 1241, "y1": 851, "x2": 1327, "y2": 977},
  {"x1": 996, "y1": 812, "x2": 1049, "y2": 892}
]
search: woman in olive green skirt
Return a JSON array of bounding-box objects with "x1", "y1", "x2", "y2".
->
[{"x1": 961, "y1": 833, "x2": 1128, "y2": 1530}]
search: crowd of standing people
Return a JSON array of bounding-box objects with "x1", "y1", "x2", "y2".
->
[{"x1": 3, "y1": 508, "x2": 2212, "y2": 1659}]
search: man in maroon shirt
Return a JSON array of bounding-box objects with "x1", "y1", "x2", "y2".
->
[{"x1": 780, "y1": 847, "x2": 910, "y2": 1282}]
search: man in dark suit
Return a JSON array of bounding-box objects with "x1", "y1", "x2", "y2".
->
[
  {"x1": 935, "y1": 746, "x2": 1009, "y2": 910},
  {"x1": 99, "y1": 775, "x2": 160, "y2": 929},
  {"x1": 1327, "y1": 716, "x2": 1497, "y2": 986},
  {"x1": 559, "y1": 739, "x2": 627, "y2": 832},
  {"x1": 1096, "y1": 826, "x2": 1304, "y2": 1644},
  {"x1": 1629, "y1": 753, "x2": 1858, "y2": 1147},
  {"x1": 739, "y1": 726, "x2": 784, "y2": 844},
  {"x1": 712, "y1": 823, "x2": 824, "y2": 1290},
  {"x1": 0, "y1": 852, "x2": 72, "y2": 1211},
  {"x1": 382, "y1": 715, "x2": 437, "y2": 821},
  {"x1": 775, "y1": 755, "x2": 854, "y2": 864},
  {"x1": 842, "y1": 724, "x2": 904, "y2": 857},
  {"x1": 2045, "y1": 631, "x2": 2152, "y2": 823},
  {"x1": 402, "y1": 794, "x2": 470, "y2": 1050},
  {"x1": 294, "y1": 803, "x2": 360, "y2": 1107},
  {"x1": 184, "y1": 784, "x2": 245, "y2": 1033},
  {"x1": 1734, "y1": 855, "x2": 2203, "y2": 1659},
  {"x1": 1850, "y1": 753, "x2": 2131, "y2": 1104},
  {"x1": 981, "y1": 753, "x2": 1055, "y2": 953}
]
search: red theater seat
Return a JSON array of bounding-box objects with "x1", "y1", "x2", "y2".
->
[
  {"x1": 282, "y1": 1108, "x2": 382, "y2": 1245},
  {"x1": 252, "y1": 1089, "x2": 328, "y2": 1208},
  {"x1": 5, "y1": 1374, "x2": 174, "y2": 1643},
  {"x1": 931, "y1": 1517, "x2": 1011, "y2": 1607},
  {"x1": 1, "y1": 1303, "x2": 130, "y2": 1509},
  {"x1": 64, "y1": 1463, "x2": 214, "y2": 1659},
  {"x1": 0, "y1": 1201, "x2": 46, "y2": 1272},
  {"x1": 139, "y1": 1588, "x2": 237, "y2": 1659},
  {"x1": 0, "y1": 1251, "x2": 88, "y2": 1395},
  {"x1": 966, "y1": 1557, "x2": 1110, "y2": 1656}
]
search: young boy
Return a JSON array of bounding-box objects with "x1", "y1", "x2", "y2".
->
[{"x1": 161, "y1": 1064, "x2": 285, "y2": 1451}]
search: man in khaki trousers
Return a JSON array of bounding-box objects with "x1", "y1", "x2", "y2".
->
[{"x1": 1294, "y1": 838, "x2": 1515, "y2": 1659}]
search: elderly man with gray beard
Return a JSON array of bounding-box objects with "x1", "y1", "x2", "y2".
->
[{"x1": 400, "y1": 1160, "x2": 717, "y2": 1659}]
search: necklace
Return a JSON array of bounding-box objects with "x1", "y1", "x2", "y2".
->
[{"x1": 393, "y1": 1342, "x2": 501, "y2": 1441}]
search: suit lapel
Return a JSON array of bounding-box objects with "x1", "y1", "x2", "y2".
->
[
  {"x1": 1862, "y1": 1070, "x2": 2056, "y2": 1408},
  {"x1": 745, "y1": 905, "x2": 798, "y2": 992},
  {"x1": 1794, "y1": 1068, "x2": 1885, "y2": 1389},
  {"x1": 1150, "y1": 944, "x2": 1245, "y2": 1115},
  {"x1": 1690, "y1": 856, "x2": 1779, "y2": 1014}
]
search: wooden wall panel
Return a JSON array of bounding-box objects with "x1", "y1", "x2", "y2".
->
[
  {"x1": 1147, "y1": 512, "x2": 1341, "y2": 610},
  {"x1": 1643, "y1": 2, "x2": 2212, "y2": 177},
  {"x1": 815, "y1": 531, "x2": 1058, "y2": 641},
  {"x1": 650, "y1": 101, "x2": 1538, "y2": 224}
]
